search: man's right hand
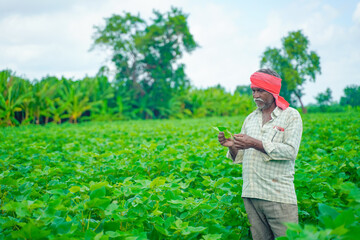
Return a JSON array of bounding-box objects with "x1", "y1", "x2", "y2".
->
[{"x1": 218, "y1": 132, "x2": 234, "y2": 147}]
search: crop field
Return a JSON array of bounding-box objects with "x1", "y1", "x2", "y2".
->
[{"x1": 1, "y1": 112, "x2": 359, "y2": 239}]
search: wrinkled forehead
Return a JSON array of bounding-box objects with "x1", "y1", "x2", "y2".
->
[{"x1": 251, "y1": 87, "x2": 268, "y2": 92}]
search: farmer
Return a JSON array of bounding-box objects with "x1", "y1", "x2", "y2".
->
[{"x1": 218, "y1": 69, "x2": 303, "y2": 240}]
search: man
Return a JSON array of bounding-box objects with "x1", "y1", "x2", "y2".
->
[{"x1": 218, "y1": 69, "x2": 303, "y2": 240}]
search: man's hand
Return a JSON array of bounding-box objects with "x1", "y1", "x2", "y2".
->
[
  {"x1": 218, "y1": 132, "x2": 239, "y2": 159},
  {"x1": 218, "y1": 132, "x2": 234, "y2": 147},
  {"x1": 234, "y1": 134, "x2": 266, "y2": 153},
  {"x1": 234, "y1": 134, "x2": 252, "y2": 149}
]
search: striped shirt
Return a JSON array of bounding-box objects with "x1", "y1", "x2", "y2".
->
[{"x1": 227, "y1": 106, "x2": 303, "y2": 204}]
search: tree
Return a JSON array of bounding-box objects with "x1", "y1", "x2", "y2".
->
[
  {"x1": 31, "y1": 79, "x2": 58, "y2": 125},
  {"x1": 235, "y1": 85, "x2": 252, "y2": 96},
  {"x1": 315, "y1": 88, "x2": 333, "y2": 106},
  {"x1": 0, "y1": 70, "x2": 31, "y2": 126},
  {"x1": 340, "y1": 85, "x2": 360, "y2": 107},
  {"x1": 81, "y1": 74, "x2": 114, "y2": 121},
  {"x1": 92, "y1": 7, "x2": 198, "y2": 119},
  {"x1": 260, "y1": 30, "x2": 321, "y2": 113},
  {"x1": 60, "y1": 78, "x2": 93, "y2": 124}
]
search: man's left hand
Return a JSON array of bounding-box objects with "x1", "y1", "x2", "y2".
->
[
  {"x1": 233, "y1": 134, "x2": 253, "y2": 149},
  {"x1": 234, "y1": 134, "x2": 266, "y2": 153}
]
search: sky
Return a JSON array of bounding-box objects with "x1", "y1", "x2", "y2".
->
[{"x1": 1, "y1": 0, "x2": 359, "y2": 105}]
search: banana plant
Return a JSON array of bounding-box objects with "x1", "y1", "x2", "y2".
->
[
  {"x1": 31, "y1": 80, "x2": 58, "y2": 124},
  {"x1": 0, "y1": 84, "x2": 31, "y2": 126},
  {"x1": 0, "y1": 70, "x2": 32, "y2": 126},
  {"x1": 60, "y1": 79, "x2": 93, "y2": 124},
  {"x1": 132, "y1": 94, "x2": 155, "y2": 119},
  {"x1": 46, "y1": 97, "x2": 70, "y2": 124},
  {"x1": 81, "y1": 75, "x2": 114, "y2": 121}
]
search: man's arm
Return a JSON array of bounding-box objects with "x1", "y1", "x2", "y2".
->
[
  {"x1": 221, "y1": 117, "x2": 249, "y2": 163},
  {"x1": 234, "y1": 134, "x2": 266, "y2": 154},
  {"x1": 234, "y1": 113, "x2": 302, "y2": 161},
  {"x1": 219, "y1": 133, "x2": 243, "y2": 163},
  {"x1": 262, "y1": 114, "x2": 302, "y2": 161}
]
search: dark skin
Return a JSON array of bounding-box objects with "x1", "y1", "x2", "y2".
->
[{"x1": 218, "y1": 87, "x2": 276, "y2": 158}]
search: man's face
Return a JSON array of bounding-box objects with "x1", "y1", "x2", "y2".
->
[{"x1": 251, "y1": 87, "x2": 275, "y2": 110}]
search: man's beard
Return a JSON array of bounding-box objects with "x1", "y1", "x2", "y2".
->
[{"x1": 254, "y1": 98, "x2": 265, "y2": 110}]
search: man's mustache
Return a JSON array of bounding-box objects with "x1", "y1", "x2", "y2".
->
[{"x1": 254, "y1": 98, "x2": 265, "y2": 103}]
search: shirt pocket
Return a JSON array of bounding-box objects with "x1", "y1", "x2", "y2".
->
[{"x1": 270, "y1": 128, "x2": 285, "y2": 143}]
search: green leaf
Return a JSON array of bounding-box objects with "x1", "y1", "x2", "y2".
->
[
  {"x1": 284, "y1": 222, "x2": 302, "y2": 232},
  {"x1": 69, "y1": 186, "x2": 81, "y2": 193},
  {"x1": 318, "y1": 204, "x2": 339, "y2": 220},
  {"x1": 214, "y1": 178, "x2": 230, "y2": 188},
  {"x1": 331, "y1": 224, "x2": 349, "y2": 236},
  {"x1": 15, "y1": 202, "x2": 30, "y2": 218},
  {"x1": 334, "y1": 209, "x2": 355, "y2": 227},
  {"x1": 154, "y1": 224, "x2": 170, "y2": 236},
  {"x1": 90, "y1": 186, "x2": 106, "y2": 199},
  {"x1": 150, "y1": 177, "x2": 166, "y2": 189},
  {"x1": 212, "y1": 126, "x2": 233, "y2": 139},
  {"x1": 85, "y1": 198, "x2": 111, "y2": 210},
  {"x1": 11, "y1": 221, "x2": 51, "y2": 240},
  {"x1": 202, "y1": 234, "x2": 223, "y2": 240},
  {"x1": 90, "y1": 181, "x2": 109, "y2": 191},
  {"x1": 212, "y1": 126, "x2": 227, "y2": 132},
  {"x1": 106, "y1": 231, "x2": 121, "y2": 238},
  {"x1": 85, "y1": 230, "x2": 96, "y2": 240},
  {"x1": 186, "y1": 226, "x2": 207, "y2": 233},
  {"x1": 58, "y1": 221, "x2": 72, "y2": 235}
]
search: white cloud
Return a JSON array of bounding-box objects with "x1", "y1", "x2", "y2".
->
[
  {"x1": 353, "y1": 2, "x2": 360, "y2": 24},
  {"x1": 258, "y1": 12, "x2": 285, "y2": 47},
  {"x1": 181, "y1": 2, "x2": 253, "y2": 90}
]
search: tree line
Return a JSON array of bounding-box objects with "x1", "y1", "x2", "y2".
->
[
  {"x1": 0, "y1": 69, "x2": 255, "y2": 126},
  {"x1": 1, "y1": 68, "x2": 358, "y2": 127}
]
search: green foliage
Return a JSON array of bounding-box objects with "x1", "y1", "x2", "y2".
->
[
  {"x1": 306, "y1": 103, "x2": 346, "y2": 113},
  {"x1": 235, "y1": 85, "x2": 252, "y2": 96},
  {"x1": 1, "y1": 112, "x2": 359, "y2": 239},
  {"x1": 260, "y1": 30, "x2": 321, "y2": 112},
  {"x1": 315, "y1": 88, "x2": 333, "y2": 106},
  {"x1": 182, "y1": 86, "x2": 255, "y2": 118},
  {"x1": 0, "y1": 70, "x2": 256, "y2": 125},
  {"x1": 59, "y1": 78, "x2": 94, "y2": 124},
  {"x1": 280, "y1": 190, "x2": 360, "y2": 240},
  {"x1": 340, "y1": 85, "x2": 360, "y2": 107},
  {"x1": 0, "y1": 70, "x2": 32, "y2": 126},
  {"x1": 31, "y1": 76, "x2": 60, "y2": 124},
  {"x1": 92, "y1": 7, "x2": 198, "y2": 119}
]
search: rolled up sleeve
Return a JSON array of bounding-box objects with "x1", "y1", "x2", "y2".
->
[{"x1": 262, "y1": 113, "x2": 303, "y2": 161}]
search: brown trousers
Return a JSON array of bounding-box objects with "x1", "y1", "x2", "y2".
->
[{"x1": 243, "y1": 198, "x2": 298, "y2": 240}]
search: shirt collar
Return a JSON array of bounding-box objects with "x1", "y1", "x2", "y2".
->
[
  {"x1": 271, "y1": 106, "x2": 282, "y2": 118},
  {"x1": 255, "y1": 106, "x2": 282, "y2": 118}
]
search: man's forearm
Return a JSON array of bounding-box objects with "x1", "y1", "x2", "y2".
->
[{"x1": 249, "y1": 137, "x2": 266, "y2": 153}]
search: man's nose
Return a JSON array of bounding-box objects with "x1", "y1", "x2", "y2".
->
[{"x1": 253, "y1": 91, "x2": 259, "y2": 98}]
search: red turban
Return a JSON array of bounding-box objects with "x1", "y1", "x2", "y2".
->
[{"x1": 250, "y1": 72, "x2": 289, "y2": 110}]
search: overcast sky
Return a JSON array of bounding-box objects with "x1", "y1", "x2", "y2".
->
[{"x1": 1, "y1": 0, "x2": 359, "y2": 104}]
